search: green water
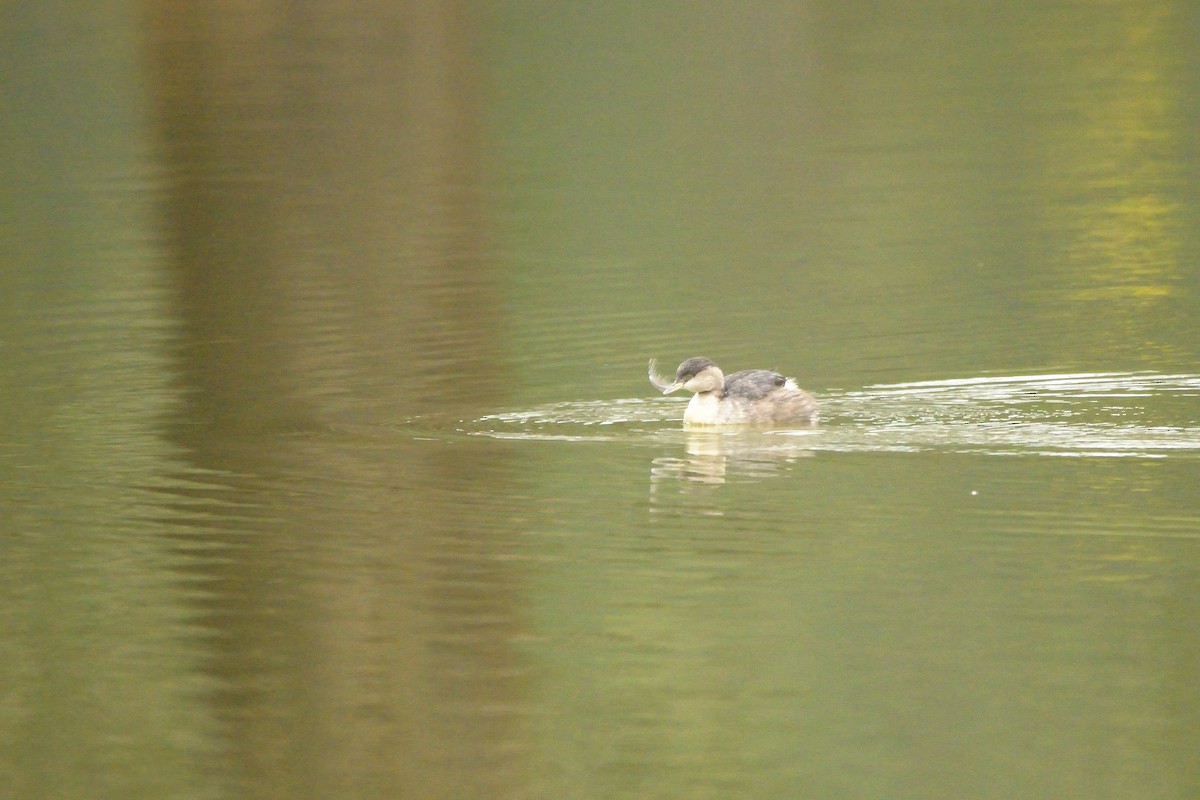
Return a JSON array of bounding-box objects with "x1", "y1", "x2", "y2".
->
[{"x1": 3, "y1": 2, "x2": 1199, "y2": 799}]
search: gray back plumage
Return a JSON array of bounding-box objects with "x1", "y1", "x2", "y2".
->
[{"x1": 723, "y1": 369, "x2": 787, "y2": 400}]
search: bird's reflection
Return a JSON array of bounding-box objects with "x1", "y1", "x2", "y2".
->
[{"x1": 649, "y1": 427, "x2": 820, "y2": 513}]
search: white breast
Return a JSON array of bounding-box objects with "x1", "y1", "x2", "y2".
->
[{"x1": 683, "y1": 392, "x2": 723, "y2": 425}]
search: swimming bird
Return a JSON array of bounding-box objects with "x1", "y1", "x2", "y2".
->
[{"x1": 649, "y1": 357, "x2": 818, "y2": 426}]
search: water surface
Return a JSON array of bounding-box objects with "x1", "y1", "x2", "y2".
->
[{"x1": 3, "y1": 2, "x2": 1200, "y2": 799}]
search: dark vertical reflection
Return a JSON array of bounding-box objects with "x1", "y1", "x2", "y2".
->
[
  {"x1": 143, "y1": 2, "x2": 524, "y2": 797},
  {"x1": 147, "y1": 0, "x2": 502, "y2": 427},
  {"x1": 0, "y1": 3, "x2": 221, "y2": 798}
]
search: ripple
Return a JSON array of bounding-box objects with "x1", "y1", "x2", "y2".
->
[
  {"x1": 454, "y1": 372, "x2": 1200, "y2": 459},
  {"x1": 477, "y1": 398, "x2": 679, "y2": 429},
  {"x1": 810, "y1": 371, "x2": 1200, "y2": 458}
]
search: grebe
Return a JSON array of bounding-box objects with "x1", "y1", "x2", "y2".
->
[{"x1": 649, "y1": 357, "x2": 818, "y2": 426}]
